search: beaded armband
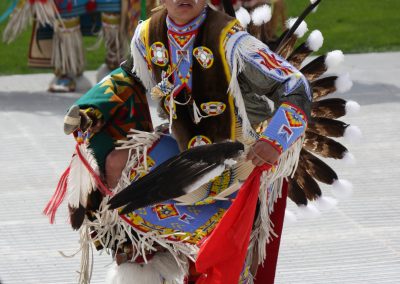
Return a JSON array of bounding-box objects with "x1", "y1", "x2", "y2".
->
[{"x1": 259, "y1": 102, "x2": 308, "y2": 154}]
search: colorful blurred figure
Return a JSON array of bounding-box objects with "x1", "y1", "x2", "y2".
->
[{"x1": 1, "y1": 0, "x2": 157, "y2": 92}]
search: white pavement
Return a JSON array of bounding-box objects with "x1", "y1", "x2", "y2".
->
[{"x1": 0, "y1": 52, "x2": 399, "y2": 284}]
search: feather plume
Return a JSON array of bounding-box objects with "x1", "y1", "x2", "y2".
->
[
  {"x1": 335, "y1": 73, "x2": 353, "y2": 93},
  {"x1": 251, "y1": 4, "x2": 272, "y2": 26},
  {"x1": 325, "y1": 50, "x2": 344, "y2": 69},
  {"x1": 342, "y1": 151, "x2": 356, "y2": 165},
  {"x1": 299, "y1": 149, "x2": 338, "y2": 184},
  {"x1": 286, "y1": 18, "x2": 308, "y2": 38},
  {"x1": 296, "y1": 204, "x2": 320, "y2": 219},
  {"x1": 344, "y1": 125, "x2": 362, "y2": 143},
  {"x1": 345, "y1": 100, "x2": 361, "y2": 116},
  {"x1": 235, "y1": 7, "x2": 251, "y2": 29},
  {"x1": 313, "y1": 196, "x2": 338, "y2": 211},
  {"x1": 311, "y1": 76, "x2": 338, "y2": 100},
  {"x1": 307, "y1": 117, "x2": 349, "y2": 138},
  {"x1": 304, "y1": 131, "x2": 349, "y2": 159},
  {"x1": 332, "y1": 179, "x2": 353, "y2": 199},
  {"x1": 67, "y1": 144, "x2": 99, "y2": 209}
]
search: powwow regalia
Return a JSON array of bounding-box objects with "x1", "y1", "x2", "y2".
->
[
  {"x1": 1, "y1": 0, "x2": 156, "y2": 92},
  {"x1": 44, "y1": 0, "x2": 361, "y2": 283}
]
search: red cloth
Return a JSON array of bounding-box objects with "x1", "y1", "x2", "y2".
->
[
  {"x1": 254, "y1": 180, "x2": 288, "y2": 284},
  {"x1": 196, "y1": 165, "x2": 271, "y2": 284}
]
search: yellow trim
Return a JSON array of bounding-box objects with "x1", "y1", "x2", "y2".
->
[
  {"x1": 219, "y1": 19, "x2": 241, "y2": 141},
  {"x1": 141, "y1": 19, "x2": 152, "y2": 69}
]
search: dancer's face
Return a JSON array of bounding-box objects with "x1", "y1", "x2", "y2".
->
[{"x1": 163, "y1": 0, "x2": 207, "y2": 25}]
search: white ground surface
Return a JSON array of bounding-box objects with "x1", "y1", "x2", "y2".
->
[{"x1": 0, "y1": 52, "x2": 399, "y2": 283}]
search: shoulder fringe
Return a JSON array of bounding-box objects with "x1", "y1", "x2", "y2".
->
[
  {"x1": 250, "y1": 137, "x2": 304, "y2": 265},
  {"x1": 130, "y1": 21, "x2": 156, "y2": 92},
  {"x1": 225, "y1": 32, "x2": 259, "y2": 140},
  {"x1": 82, "y1": 129, "x2": 195, "y2": 277}
]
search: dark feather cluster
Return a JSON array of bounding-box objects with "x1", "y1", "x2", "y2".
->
[{"x1": 108, "y1": 141, "x2": 244, "y2": 214}]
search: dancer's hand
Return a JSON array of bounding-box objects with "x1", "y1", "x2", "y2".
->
[{"x1": 246, "y1": 140, "x2": 280, "y2": 167}]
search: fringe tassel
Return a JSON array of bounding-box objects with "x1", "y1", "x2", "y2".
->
[
  {"x1": 100, "y1": 13, "x2": 127, "y2": 70},
  {"x1": 2, "y1": 1, "x2": 31, "y2": 43},
  {"x1": 31, "y1": 0, "x2": 61, "y2": 27},
  {"x1": 43, "y1": 166, "x2": 70, "y2": 224},
  {"x1": 250, "y1": 137, "x2": 304, "y2": 265},
  {"x1": 52, "y1": 17, "x2": 85, "y2": 76},
  {"x1": 83, "y1": 130, "x2": 197, "y2": 275}
]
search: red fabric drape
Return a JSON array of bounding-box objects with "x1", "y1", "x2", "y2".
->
[
  {"x1": 196, "y1": 165, "x2": 271, "y2": 284},
  {"x1": 254, "y1": 180, "x2": 288, "y2": 284}
]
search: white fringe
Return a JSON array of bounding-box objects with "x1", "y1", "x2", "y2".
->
[
  {"x1": 84, "y1": 130, "x2": 196, "y2": 278},
  {"x1": 67, "y1": 144, "x2": 99, "y2": 208},
  {"x1": 225, "y1": 33, "x2": 264, "y2": 140},
  {"x1": 31, "y1": 0, "x2": 61, "y2": 27},
  {"x1": 52, "y1": 19, "x2": 85, "y2": 76},
  {"x1": 250, "y1": 137, "x2": 304, "y2": 265},
  {"x1": 131, "y1": 21, "x2": 156, "y2": 92}
]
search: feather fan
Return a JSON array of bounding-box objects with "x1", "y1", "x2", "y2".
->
[{"x1": 307, "y1": 117, "x2": 349, "y2": 138}]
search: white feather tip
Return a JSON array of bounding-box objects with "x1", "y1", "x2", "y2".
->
[
  {"x1": 306, "y1": 30, "x2": 324, "y2": 51},
  {"x1": 286, "y1": 18, "x2": 308, "y2": 38},
  {"x1": 344, "y1": 125, "x2": 362, "y2": 143},
  {"x1": 342, "y1": 151, "x2": 356, "y2": 165},
  {"x1": 297, "y1": 204, "x2": 320, "y2": 219},
  {"x1": 325, "y1": 50, "x2": 344, "y2": 69},
  {"x1": 345, "y1": 100, "x2": 361, "y2": 115},
  {"x1": 332, "y1": 179, "x2": 353, "y2": 199},
  {"x1": 313, "y1": 196, "x2": 338, "y2": 211},
  {"x1": 235, "y1": 7, "x2": 251, "y2": 28},
  {"x1": 335, "y1": 73, "x2": 353, "y2": 93},
  {"x1": 251, "y1": 4, "x2": 272, "y2": 26}
]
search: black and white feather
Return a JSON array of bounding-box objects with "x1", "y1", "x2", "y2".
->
[{"x1": 108, "y1": 141, "x2": 245, "y2": 214}]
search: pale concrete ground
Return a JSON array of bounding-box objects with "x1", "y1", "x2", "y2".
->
[{"x1": 0, "y1": 52, "x2": 399, "y2": 283}]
